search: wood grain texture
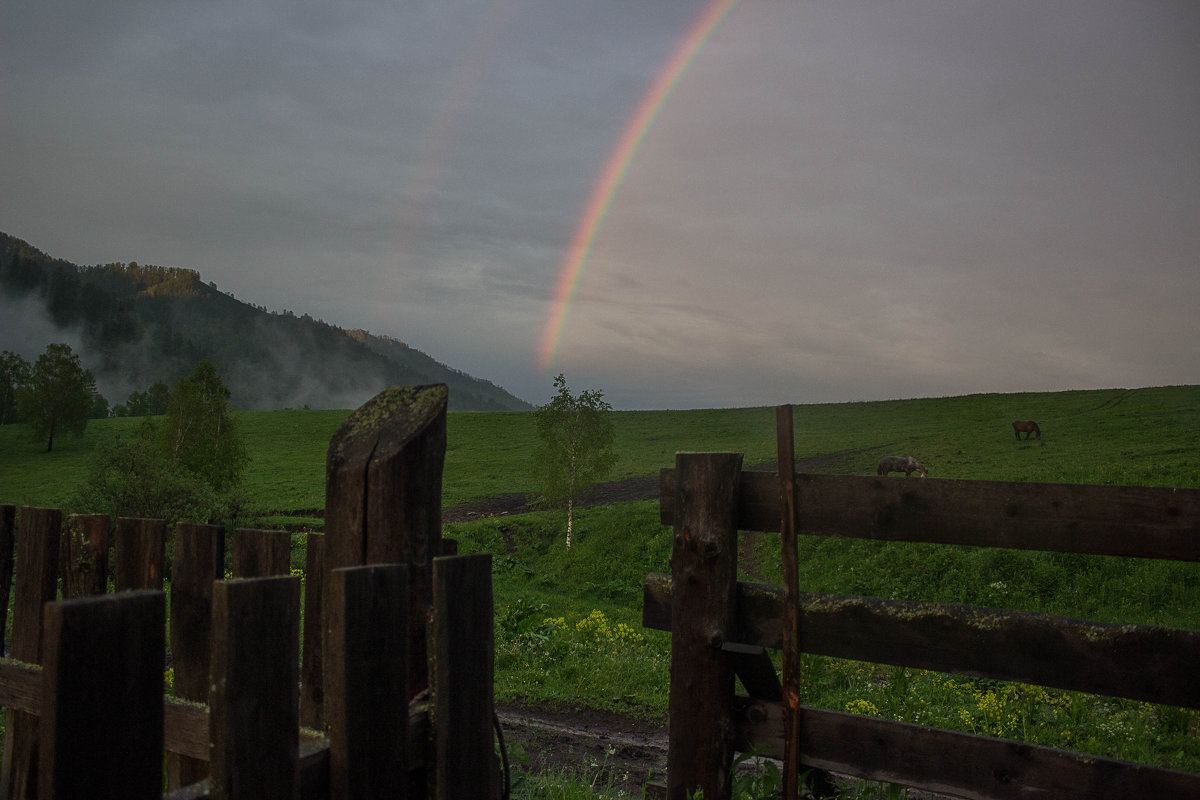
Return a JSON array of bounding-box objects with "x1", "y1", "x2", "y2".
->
[
  {"x1": 433, "y1": 554, "x2": 495, "y2": 800},
  {"x1": 38, "y1": 591, "x2": 165, "y2": 799},
  {"x1": 661, "y1": 470, "x2": 1200, "y2": 560},
  {"x1": 209, "y1": 577, "x2": 300, "y2": 800},
  {"x1": 666, "y1": 453, "x2": 742, "y2": 800},
  {"x1": 2, "y1": 506, "x2": 63, "y2": 800}
]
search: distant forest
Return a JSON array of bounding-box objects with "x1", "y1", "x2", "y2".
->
[{"x1": 0, "y1": 232, "x2": 533, "y2": 412}]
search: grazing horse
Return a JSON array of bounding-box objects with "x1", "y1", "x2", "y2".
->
[
  {"x1": 877, "y1": 455, "x2": 928, "y2": 478},
  {"x1": 1012, "y1": 420, "x2": 1041, "y2": 440}
]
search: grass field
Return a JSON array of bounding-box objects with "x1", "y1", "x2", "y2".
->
[
  {"x1": 2, "y1": 384, "x2": 1198, "y2": 793},
  {"x1": 3, "y1": 384, "x2": 1198, "y2": 512}
]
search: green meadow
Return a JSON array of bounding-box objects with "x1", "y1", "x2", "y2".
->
[
  {"x1": 4, "y1": 384, "x2": 1199, "y2": 511},
  {"x1": 2, "y1": 384, "x2": 1198, "y2": 792}
]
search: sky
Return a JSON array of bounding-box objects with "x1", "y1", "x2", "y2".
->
[{"x1": 2, "y1": 0, "x2": 1198, "y2": 410}]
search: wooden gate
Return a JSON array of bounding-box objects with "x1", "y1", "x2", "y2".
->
[
  {"x1": 0, "y1": 383, "x2": 500, "y2": 800},
  {"x1": 644, "y1": 405, "x2": 1200, "y2": 800}
]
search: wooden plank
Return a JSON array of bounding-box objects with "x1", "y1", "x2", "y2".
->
[
  {"x1": 723, "y1": 643, "x2": 782, "y2": 702},
  {"x1": 666, "y1": 453, "x2": 742, "y2": 800},
  {"x1": 231, "y1": 528, "x2": 292, "y2": 577},
  {"x1": 660, "y1": 471, "x2": 1200, "y2": 561},
  {"x1": 60, "y1": 514, "x2": 109, "y2": 598},
  {"x1": 0, "y1": 658, "x2": 44, "y2": 714},
  {"x1": 168, "y1": 522, "x2": 226, "y2": 790},
  {"x1": 1, "y1": 506, "x2": 63, "y2": 800},
  {"x1": 775, "y1": 406, "x2": 801, "y2": 800},
  {"x1": 643, "y1": 575, "x2": 1200, "y2": 708},
  {"x1": 0, "y1": 505, "x2": 14, "y2": 657},
  {"x1": 733, "y1": 697, "x2": 1200, "y2": 800},
  {"x1": 209, "y1": 576, "x2": 301, "y2": 800},
  {"x1": 324, "y1": 384, "x2": 447, "y2": 709},
  {"x1": 163, "y1": 740, "x2": 334, "y2": 800},
  {"x1": 434, "y1": 553, "x2": 495, "y2": 800},
  {"x1": 300, "y1": 532, "x2": 326, "y2": 731},
  {"x1": 114, "y1": 517, "x2": 165, "y2": 591},
  {"x1": 327, "y1": 564, "x2": 410, "y2": 800},
  {"x1": 38, "y1": 591, "x2": 165, "y2": 799}
]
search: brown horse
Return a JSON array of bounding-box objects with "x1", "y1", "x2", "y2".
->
[
  {"x1": 1012, "y1": 420, "x2": 1041, "y2": 440},
  {"x1": 877, "y1": 455, "x2": 928, "y2": 477}
]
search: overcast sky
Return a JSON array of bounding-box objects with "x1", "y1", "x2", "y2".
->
[{"x1": 3, "y1": 0, "x2": 1197, "y2": 409}]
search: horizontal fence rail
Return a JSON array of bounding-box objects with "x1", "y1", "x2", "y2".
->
[
  {"x1": 643, "y1": 574, "x2": 1200, "y2": 708},
  {"x1": 659, "y1": 469, "x2": 1200, "y2": 561}
]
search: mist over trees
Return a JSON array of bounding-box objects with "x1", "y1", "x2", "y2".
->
[{"x1": 0, "y1": 232, "x2": 533, "y2": 412}]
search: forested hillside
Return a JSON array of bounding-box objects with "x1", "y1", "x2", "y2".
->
[{"x1": 0, "y1": 233, "x2": 532, "y2": 411}]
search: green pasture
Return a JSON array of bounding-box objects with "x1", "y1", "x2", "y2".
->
[
  {"x1": 1, "y1": 384, "x2": 1198, "y2": 790},
  {"x1": 3, "y1": 384, "x2": 1198, "y2": 513}
]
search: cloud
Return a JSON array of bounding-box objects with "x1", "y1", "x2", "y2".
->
[{"x1": 2, "y1": 0, "x2": 1197, "y2": 409}]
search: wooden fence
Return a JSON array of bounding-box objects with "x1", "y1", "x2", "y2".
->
[
  {"x1": 643, "y1": 405, "x2": 1200, "y2": 800},
  {"x1": 0, "y1": 383, "x2": 500, "y2": 800}
]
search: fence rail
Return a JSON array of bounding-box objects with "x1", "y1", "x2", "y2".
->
[{"x1": 648, "y1": 407, "x2": 1200, "y2": 800}]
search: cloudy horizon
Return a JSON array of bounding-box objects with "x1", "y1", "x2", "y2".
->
[{"x1": 3, "y1": 0, "x2": 1197, "y2": 410}]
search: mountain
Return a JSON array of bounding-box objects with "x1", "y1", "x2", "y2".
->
[{"x1": 0, "y1": 232, "x2": 533, "y2": 412}]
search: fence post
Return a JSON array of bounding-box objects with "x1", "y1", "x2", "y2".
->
[
  {"x1": 324, "y1": 383, "x2": 447, "y2": 709},
  {"x1": 167, "y1": 522, "x2": 226, "y2": 790},
  {"x1": 776, "y1": 405, "x2": 803, "y2": 800},
  {"x1": 114, "y1": 517, "x2": 165, "y2": 591},
  {"x1": 231, "y1": 528, "x2": 293, "y2": 577},
  {"x1": 667, "y1": 453, "x2": 743, "y2": 800},
  {"x1": 38, "y1": 590, "x2": 165, "y2": 799},
  {"x1": 434, "y1": 553, "x2": 496, "y2": 800},
  {"x1": 209, "y1": 576, "x2": 301, "y2": 800},
  {"x1": 1, "y1": 506, "x2": 63, "y2": 800},
  {"x1": 327, "y1": 564, "x2": 410, "y2": 800},
  {"x1": 61, "y1": 514, "x2": 109, "y2": 599},
  {"x1": 301, "y1": 532, "x2": 327, "y2": 732},
  {"x1": 0, "y1": 504, "x2": 15, "y2": 657}
]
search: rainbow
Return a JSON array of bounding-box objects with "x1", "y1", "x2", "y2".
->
[{"x1": 537, "y1": 0, "x2": 741, "y2": 370}]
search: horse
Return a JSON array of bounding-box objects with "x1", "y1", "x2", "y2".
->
[
  {"x1": 1012, "y1": 420, "x2": 1041, "y2": 440},
  {"x1": 877, "y1": 455, "x2": 928, "y2": 478}
]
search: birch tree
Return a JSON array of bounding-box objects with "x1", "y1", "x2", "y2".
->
[{"x1": 532, "y1": 373, "x2": 617, "y2": 549}]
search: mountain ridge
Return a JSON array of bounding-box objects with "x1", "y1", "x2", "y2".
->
[{"x1": 0, "y1": 232, "x2": 533, "y2": 412}]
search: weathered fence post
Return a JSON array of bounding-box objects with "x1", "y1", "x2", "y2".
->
[
  {"x1": 60, "y1": 514, "x2": 109, "y2": 598},
  {"x1": 231, "y1": 528, "x2": 292, "y2": 577},
  {"x1": 114, "y1": 517, "x2": 165, "y2": 591},
  {"x1": 209, "y1": 576, "x2": 301, "y2": 800},
  {"x1": 2, "y1": 506, "x2": 63, "y2": 800},
  {"x1": 167, "y1": 522, "x2": 226, "y2": 790},
  {"x1": 324, "y1": 383, "x2": 447, "y2": 707},
  {"x1": 327, "y1": 564, "x2": 410, "y2": 800},
  {"x1": 434, "y1": 553, "x2": 496, "y2": 800},
  {"x1": 38, "y1": 590, "x2": 165, "y2": 799},
  {"x1": 667, "y1": 453, "x2": 743, "y2": 800},
  {"x1": 0, "y1": 504, "x2": 15, "y2": 656},
  {"x1": 776, "y1": 406, "x2": 802, "y2": 800},
  {"x1": 301, "y1": 531, "x2": 327, "y2": 732}
]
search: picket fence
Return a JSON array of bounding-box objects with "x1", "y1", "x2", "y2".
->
[{"x1": 0, "y1": 383, "x2": 500, "y2": 800}]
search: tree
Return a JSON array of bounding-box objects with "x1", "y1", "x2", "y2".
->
[
  {"x1": 72, "y1": 420, "x2": 217, "y2": 528},
  {"x1": 0, "y1": 350, "x2": 31, "y2": 425},
  {"x1": 15, "y1": 343, "x2": 97, "y2": 451},
  {"x1": 531, "y1": 373, "x2": 617, "y2": 549},
  {"x1": 161, "y1": 360, "x2": 248, "y2": 493}
]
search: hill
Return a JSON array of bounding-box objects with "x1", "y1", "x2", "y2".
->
[{"x1": 0, "y1": 232, "x2": 533, "y2": 412}]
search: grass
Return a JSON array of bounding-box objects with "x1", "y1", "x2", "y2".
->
[
  {"x1": 4, "y1": 385, "x2": 1199, "y2": 513},
  {"x1": 2, "y1": 383, "x2": 1199, "y2": 793}
]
